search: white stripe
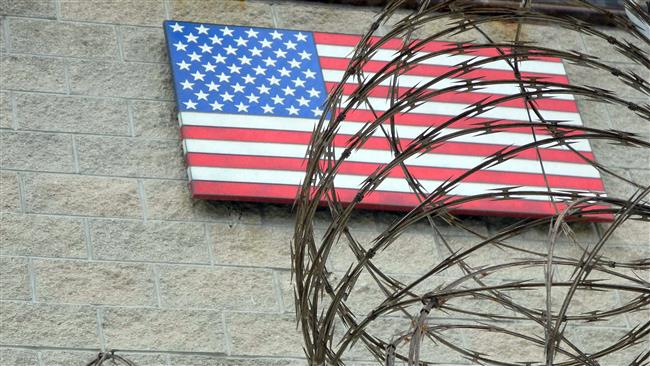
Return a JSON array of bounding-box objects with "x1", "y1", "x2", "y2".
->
[
  {"x1": 179, "y1": 112, "x2": 593, "y2": 152},
  {"x1": 322, "y1": 69, "x2": 575, "y2": 100},
  {"x1": 316, "y1": 44, "x2": 568, "y2": 75},
  {"x1": 183, "y1": 139, "x2": 601, "y2": 178},
  {"x1": 188, "y1": 166, "x2": 596, "y2": 201}
]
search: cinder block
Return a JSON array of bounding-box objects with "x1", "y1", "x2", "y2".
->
[
  {"x1": 593, "y1": 139, "x2": 650, "y2": 170},
  {"x1": 158, "y1": 265, "x2": 278, "y2": 311},
  {"x1": 42, "y1": 350, "x2": 168, "y2": 366},
  {"x1": 582, "y1": 27, "x2": 650, "y2": 63},
  {"x1": 8, "y1": 18, "x2": 118, "y2": 59},
  {"x1": 599, "y1": 219, "x2": 650, "y2": 247},
  {"x1": 1, "y1": 55, "x2": 66, "y2": 93},
  {"x1": 0, "y1": 348, "x2": 39, "y2": 366},
  {"x1": 211, "y1": 223, "x2": 292, "y2": 268},
  {"x1": 0, "y1": 0, "x2": 56, "y2": 18},
  {"x1": 34, "y1": 259, "x2": 156, "y2": 306},
  {"x1": 15, "y1": 94, "x2": 129, "y2": 135},
  {"x1": 0, "y1": 213, "x2": 86, "y2": 258},
  {"x1": 1, "y1": 131, "x2": 75, "y2": 173},
  {"x1": 273, "y1": 2, "x2": 380, "y2": 35},
  {"x1": 120, "y1": 26, "x2": 168, "y2": 63},
  {"x1": 168, "y1": 355, "x2": 304, "y2": 366},
  {"x1": 606, "y1": 99, "x2": 650, "y2": 139},
  {"x1": 0, "y1": 92, "x2": 11, "y2": 129},
  {"x1": 227, "y1": 312, "x2": 302, "y2": 357},
  {"x1": 169, "y1": 0, "x2": 274, "y2": 27},
  {"x1": 0, "y1": 257, "x2": 30, "y2": 300},
  {"x1": 102, "y1": 307, "x2": 226, "y2": 352},
  {"x1": 68, "y1": 60, "x2": 172, "y2": 100},
  {"x1": 23, "y1": 173, "x2": 141, "y2": 218},
  {"x1": 0, "y1": 170, "x2": 21, "y2": 212},
  {"x1": 0, "y1": 302, "x2": 99, "y2": 348},
  {"x1": 91, "y1": 219, "x2": 209, "y2": 263},
  {"x1": 60, "y1": 0, "x2": 165, "y2": 26},
  {"x1": 131, "y1": 101, "x2": 179, "y2": 139}
]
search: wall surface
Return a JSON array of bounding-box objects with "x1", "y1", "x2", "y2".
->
[{"x1": 0, "y1": 0, "x2": 648, "y2": 365}]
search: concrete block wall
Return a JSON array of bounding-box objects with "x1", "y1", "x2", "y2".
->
[{"x1": 0, "y1": 1, "x2": 648, "y2": 365}]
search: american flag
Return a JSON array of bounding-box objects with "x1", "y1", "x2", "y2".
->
[{"x1": 164, "y1": 20, "x2": 606, "y2": 217}]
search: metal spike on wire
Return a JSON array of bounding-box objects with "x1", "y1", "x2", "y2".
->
[{"x1": 292, "y1": 0, "x2": 650, "y2": 365}]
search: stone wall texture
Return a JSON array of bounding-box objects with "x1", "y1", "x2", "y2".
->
[{"x1": 0, "y1": 1, "x2": 648, "y2": 365}]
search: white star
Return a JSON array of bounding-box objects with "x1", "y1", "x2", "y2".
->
[
  {"x1": 209, "y1": 35, "x2": 222, "y2": 45},
  {"x1": 256, "y1": 84, "x2": 270, "y2": 94},
  {"x1": 267, "y1": 75, "x2": 281, "y2": 86},
  {"x1": 221, "y1": 26, "x2": 234, "y2": 36},
  {"x1": 236, "y1": 102, "x2": 249, "y2": 112},
  {"x1": 246, "y1": 93, "x2": 260, "y2": 103},
  {"x1": 297, "y1": 96, "x2": 310, "y2": 106},
  {"x1": 282, "y1": 86, "x2": 295, "y2": 96},
  {"x1": 252, "y1": 65, "x2": 266, "y2": 75},
  {"x1": 170, "y1": 22, "x2": 184, "y2": 32},
  {"x1": 249, "y1": 47, "x2": 263, "y2": 57},
  {"x1": 191, "y1": 71, "x2": 205, "y2": 81},
  {"x1": 270, "y1": 30, "x2": 283, "y2": 40},
  {"x1": 217, "y1": 72, "x2": 231, "y2": 82},
  {"x1": 199, "y1": 43, "x2": 213, "y2": 53},
  {"x1": 194, "y1": 90, "x2": 209, "y2": 100},
  {"x1": 292, "y1": 77, "x2": 306, "y2": 88},
  {"x1": 184, "y1": 33, "x2": 198, "y2": 43},
  {"x1": 245, "y1": 28, "x2": 259, "y2": 38},
  {"x1": 221, "y1": 91, "x2": 234, "y2": 102},
  {"x1": 224, "y1": 45, "x2": 238, "y2": 55},
  {"x1": 173, "y1": 41, "x2": 187, "y2": 51},
  {"x1": 195, "y1": 24, "x2": 209, "y2": 34},
  {"x1": 183, "y1": 99, "x2": 197, "y2": 109},
  {"x1": 261, "y1": 104, "x2": 274, "y2": 114},
  {"x1": 307, "y1": 88, "x2": 321, "y2": 98},
  {"x1": 273, "y1": 49, "x2": 287, "y2": 58},
  {"x1": 288, "y1": 59, "x2": 301, "y2": 68},
  {"x1": 234, "y1": 37, "x2": 248, "y2": 47},
  {"x1": 180, "y1": 79, "x2": 194, "y2": 90},
  {"x1": 295, "y1": 32, "x2": 307, "y2": 42},
  {"x1": 242, "y1": 74, "x2": 256, "y2": 84},
  {"x1": 311, "y1": 107, "x2": 323, "y2": 117},
  {"x1": 303, "y1": 69, "x2": 316, "y2": 79},
  {"x1": 206, "y1": 81, "x2": 219, "y2": 91},
  {"x1": 238, "y1": 55, "x2": 252, "y2": 65},
  {"x1": 286, "y1": 105, "x2": 299, "y2": 115},
  {"x1": 176, "y1": 60, "x2": 191, "y2": 70},
  {"x1": 227, "y1": 64, "x2": 241, "y2": 74},
  {"x1": 209, "y1": 100, "x2": 223, "y2": 111},
  {"x1": 212, "y1": 54, "x2": 226, "y2": 64},
  {"x1": 231, "y1": 82, "x2": 245, "y2": 93},
  {"x1": 298, "y1": 50, "x2": 312, "y2": 60},
  {"x1": 188, "y1": 52, "x2": 201, "y2": 62},
  {"x1": 284, "y1": 40, "x2": 297, "y2": 50},
  {"x1": 271, "y1": 94, "x2": 284, "y2": 105},
  {"x1": 262, "y1": 57, "x2": 277, "y2": 67},
  {"x1": 259, "y1": 38, "x2": 273, "y2": 48},
  {"x1": 278, "y1": 67, "x2": 291, "y2": 77},
  {"x1": 202, "y1": 62, "x2": 216, "y2": 72}
]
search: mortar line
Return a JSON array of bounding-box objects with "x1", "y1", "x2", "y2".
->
[
  {"x1": 270, "y1": 4, "x2": 279, "y2": 28},
  {"x1": 203, "y1": 223, "x2": 216, "y2": 265},
  {"x1": 165, "y1": 354, "x2": 172, "y2": 366},
  {"x1": 10, "y1": 91, "x2": 19, "y2": 130},
  {"x1": 221, "y1": 312, "x2": 232, "y2": 355},
  {"x1": 54, "y1": 0, "x2": 62, "y2": 20},
  {"x1": 71, "y1": 135, "x2": 80, "y2": 173},
  {"x1": 27, "y1": 257, "x2": 37, "y2": 303},
  {"x1": 3, "y1": 16, "x2": 12, "y2": 51},
  {"x1": 62, "y1": 62, "x2": 71, "y2": 95},
  {"x1": 152, "y1": 264, "x2": 163, "y2": 308},
  {"x1": 16, "y1": 172, "x2": 27, "y2": 213},
  {"x1": 36, "y1": 350, "x2": 44, "y2": 366},
  {"x1": 126, "y1": 101, "x2": 136, "y2": 137},
  {"x1": 83, "y1": 218, "x2": 93, "y2": 260},
  {"x1": 137, "y1": 179, "x2": 149, "y2": 222},
  {"x1": 96, "y1": 308, "x2": 107, "y2": 351},
  {"x1": 162, "y1": 0, "x2": 171, "y2": 20},
  {"x1": 271, "y1": 270, "x2": 286, "y2": 313},
  {"x1": 114, "y1": 25, "x2": 125, "y2": 62},
  {"x1": 0, "y1": 126, "x2": 178, "y2": 141}
]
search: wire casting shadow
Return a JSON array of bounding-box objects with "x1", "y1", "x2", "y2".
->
[{"x1": 292, "y1": 0, "x2": 650, "y2": 365}]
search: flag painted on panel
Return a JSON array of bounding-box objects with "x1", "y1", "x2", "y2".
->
[{"x1": 164, "y1": 20, "x2": 606, "y2": 217}]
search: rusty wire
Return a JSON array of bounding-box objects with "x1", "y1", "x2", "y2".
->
[{"x1": 292, "y1": 0, "x2": 650, "y2": 365}]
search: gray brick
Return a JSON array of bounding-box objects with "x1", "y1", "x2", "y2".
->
[
  {"x1": 34, "y1": 259, "x2": 156, "y2": 306},
  {"x1": 0, "y1": 257, "x2": 30, "y2": 300},
  {"x1": 68, "y1": 60, "x2": 172, "y2": 100},
  {"x1": 629, "y1": 169, "x2": 650, "y2": 188},
  {"x1": 600, "y1": 219, "x2": 650, "y2": 247},
  {"x1": 158, "y1": 265, "x2": 278, "y2": 311},
  {"x1": 606, "y1": 100, "x2": 650, "y2": 139},
  {"x1": 1, "y1": 131, "x2": 75, "y2": 172},
  {"x1": 169, "y1": 0, "x2": 273, "y2": 27},
  {"x1": 227, "y1": 313, "x2": 302, "y2": 357},
  {"x1": 388, "y1": 11, "x2": 483, "y2": 42},
  {"x1": 0, "y1": 213, "x2": 86, "y2": 257},
  {"x1": 143, "y1": 179, "x2": 262, "y2": 223},
  {"x1": 576, "y1": 99, "x2": 611, "y2": 131},
  {"x1": 463, "y1": 323, "x2": 546, "y2": 363},
  {"x1": 60, "y1": 0, "x2": 165, "y2": 26},
  {"x1": 131, "y1": 101, "x2": 179, "y2": 139},
  {"x1": 42, "y1": 350, "x2": 168, "y2": 366},
  {"x1": 599, "y1": 169, "x2": 637, "y2": 200},
  {"x1": 592, "y1": 139, "x2": 649, "y2": 170},
  {"x1": 0, "y1": 17, "x2": 5, "y2": 53},
  {"x1": 23, "y1": 173, "x2": 141, "y2": 218},
  {"x1": 1, "y1": 170, "x2": 21, "y2": 212},
  {"x1": 274, "y1": 2, "x2": 379, "y2": 35},
  {"x1": 582, "y1": 27, "x2": 650, "y2": 64},
  {"x1": 0, "y1": 302, "x2": 99, "y2": 348},
  {"x1": 91, "y1": 219, "x2": 209, "y2": 263},
  {"x1": 8, "y1": 18, "x2": 118, "y2": 59},
  {"x1": 0, "y1": 348, "x2": 39, "y2": 366},
  {"x1": 77, "y1": 136, "x2": 185, "y2": 179},
  {"x1": 1, "y1": 55, "x2": 66, "y2": 93},
  {"x1": 0, "y1": 0, "x2": 56, "y2": 18},
  {"x1": 168, "y1": 355, "x2": 303, "y2": 366},
  {"x1": 120, "y1": 26, "x2": 167, "y2": 63},
  {"x1": 211, "y1": 223, "x2": 292, "y2": 268},
  {"x1": 565, "y1": 63, "x2": 648, "y2": 100},
  {"x1": 15, "y1": 94, "x2": 130, "y2": 135},
  {"x1": 0, "y1": 92, "x2": 11, "y2": 129},
  {"x1": 564, "y1": 326, "x2": 630, "y2": 362},
  {"x1": 102, "y1": 307, "x2": 226, "y2": 352}
]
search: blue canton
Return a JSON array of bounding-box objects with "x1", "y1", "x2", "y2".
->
[{"x1": 165, "y1": 21, "x2": 327, "y2": 119}]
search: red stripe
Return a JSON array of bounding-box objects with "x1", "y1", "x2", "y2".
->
[
  {"x1": 313, "y1": 32, "x2": 563, "y2": 63},
  {"x1": 186, "y1": 152, "x2": 604, "y2": 191},
  {"x1": 327, "y1": 82, "x2": 577, "y2": 113},
  {"x1": 181, "y1": 126, "x2": 594, "y2": 164},
  {"x1": 190, "y1": 181, "x2": 611, "y2": 220}
]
